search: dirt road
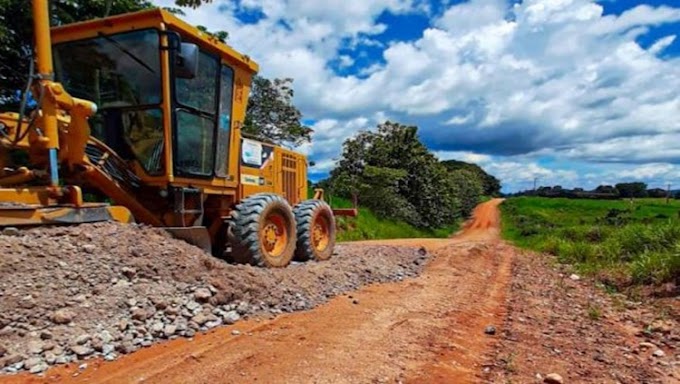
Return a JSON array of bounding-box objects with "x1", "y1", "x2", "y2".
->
[
  {"x1": 3, "y1": 199, "x2": 508, "y2": 383},
  {"x1": 6, "y1": 198, "x2": 678, "y2": 383}
]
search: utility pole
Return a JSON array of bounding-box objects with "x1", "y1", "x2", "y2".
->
[
  {"x1": 667, "y1": 183, "x2": 672, "y2": 204},
  {"x1": 533, "y1": 177, "x2": 538, "y2": 192}
]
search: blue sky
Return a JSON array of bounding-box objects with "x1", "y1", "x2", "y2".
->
[{"x1": 155, "y1": 0, "x2": 680, "y2": 192}]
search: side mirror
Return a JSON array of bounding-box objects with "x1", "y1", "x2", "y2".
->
[{"x1": 175, "y1": 42, "x2": 199, "y2": 79}]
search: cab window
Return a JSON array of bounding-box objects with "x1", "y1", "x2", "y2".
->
[
  {"x1": 55, "y1": 29, "x2": 165, "y2": 175},
  {"x1": 174, "y1": 49, "x2": 219, "y2": 176},
  {"x1": 215, "y1": 65, "x2": 234, "y2": 177}
]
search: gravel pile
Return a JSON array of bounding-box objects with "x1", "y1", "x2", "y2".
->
[{"x1": 0, "y1": 223, "x2": 429, "y2": 375}]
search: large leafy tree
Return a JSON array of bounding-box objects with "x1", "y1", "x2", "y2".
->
[
  {"x1": 327, "y1": 121, "x2": 480, "y2": 228},
  {"x1": 326, "y1": 121, "x2": 497, "y2": 227},
  {"x1": 615, "y1": 182, "x2": 648, "y2": 198},
  {"x1": 447, "y1": 169, "x2": 484, "y2": 216},
  {"x1": 243, "y1": 76, "x2": 312, "y2": 147},
  {"x1": 174, "y1": 0, "x2": 212, "y2": 7},
  {"x1": 441, "y1": 159, "x2": 501, "y2": 196}
]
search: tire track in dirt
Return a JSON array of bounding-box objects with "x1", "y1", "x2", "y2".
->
[{"x1": 4, "y1": 199, "x2": 510, "y2": 384}]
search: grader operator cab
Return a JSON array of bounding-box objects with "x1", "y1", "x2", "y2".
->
[{"x1": 0, "y1": 2, "x2": 355, "y2": 267}]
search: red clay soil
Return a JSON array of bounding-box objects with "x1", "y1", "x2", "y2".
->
[
  {"x1": 486, "y1": 250, "x2": 680, "y2": 383},
  {"x1": 3, "y1": 198, "x2": 678, "y2": 383},
  {"x1": 0, "y1": 199, "x2": 509, "y2": 384}
]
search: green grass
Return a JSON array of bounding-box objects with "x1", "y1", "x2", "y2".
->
[
  {"x1": 321, "y1": 195, "x2": 458, "y2": 241},
  {"x1": 501, "y1": 197, "x2": 680, "y2": 288}
]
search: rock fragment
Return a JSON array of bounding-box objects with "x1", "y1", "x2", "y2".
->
[
  {"x1": 50, "y1": 309, "x2": 75, "y2": 324},
  {"x1": 193, "y1": 288, "x2": 212, "y2": 302},
  {"x1": 544, "y1": 373, "x2": 564, "y2": 384}
]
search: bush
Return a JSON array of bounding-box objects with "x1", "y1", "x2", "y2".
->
[
  {"x1": 539, "y1": 235, "x2": 563, "y2": 254},
  {"x1": 556, "y1": 241, "x2": 596, "y2": 264},
  {"x1": 558, "y1": 226, "x2": 588, "y2": 242},
  {"x1": 630, "y1": 249, "x2": 680, "y2": 284},
  {"x1": 585, "y1": 226, "x2": 611, "y2": 242}
]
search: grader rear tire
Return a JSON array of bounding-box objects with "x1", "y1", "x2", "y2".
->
[
  {"x1": 293, "y1": 199, "x2": 336, "y2": 261},
  {"x1": 230, "y1": 193, "x2": 297, "y2": 268}
]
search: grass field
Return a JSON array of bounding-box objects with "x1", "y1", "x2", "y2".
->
[
  {"x1": 501, "y1": 197, "x2": 680, "y2": 288},
  {"x1": 323, "y1": 195, "x2": 458, "y2": 241}
]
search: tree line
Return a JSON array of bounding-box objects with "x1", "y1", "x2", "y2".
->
[{"x1": 512, "y1": 182, "x2": 678, "y2": 200}]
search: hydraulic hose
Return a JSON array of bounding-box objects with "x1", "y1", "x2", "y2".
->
[{"x1": 14, "y1": 55, "x2": 35, "y2": 145}]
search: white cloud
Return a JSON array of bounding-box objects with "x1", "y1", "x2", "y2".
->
[
  {"x1": 337, "y1": 55, "x2": 355, "y2": 68},
  {"x1": 494, "y1": 159, "x2": 680, "y2": 192},
  {"x1": 435, "y1": 150, "x2": 492, "y2": 164},
  {"x1": 436, "y1": 0, "x2": 507, "y2": 34},
  {"x1": 649, "y1": 35, "x2": 677, "y2": 55},
  {"x1": 556, "y1": 133, "x2": 680, "y2": 163},
  {"x1": 618, "y1": 163, "x2": 677, "y2": 180},
  {"x1": 444, "y1": 114, "x2": 473, "y2": 125},
  {"x1": 152, "y1": 0, "x2": 680, "y2": 191},
  {"x1": 485, "y1": 160, "x2": 579, "y2": 190},
  {"x1": 303, "y1": 117, "x2": 376, "y2": 175}
]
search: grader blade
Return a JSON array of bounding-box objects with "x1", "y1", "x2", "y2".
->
[
  {"x1": 164, "y1": 226, "x2": 212, "y2": 253},
  {"x1": 0, "y1": 204, "x2": 133, "y2": 226}
]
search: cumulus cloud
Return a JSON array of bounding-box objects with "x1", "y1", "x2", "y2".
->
[
  {"x1": 434, "y1": 150, "x2": 492, "y2": 164},
  {"x1": 484, "y1": 160, "x2": 579, "y2": 190},
  {"x1": 152, "y1": 0, "x2": 680, "y2": 191}
]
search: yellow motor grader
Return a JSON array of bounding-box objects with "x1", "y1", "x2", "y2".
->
[{"x1": 0, "y1": 1, "x2": 355, "y2": 267}]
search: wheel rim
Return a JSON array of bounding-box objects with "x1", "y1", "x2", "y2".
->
[
  {"x1": 261, "y1": 212, "x2": 288, "y2": 257},
  {"x1": 312, "y1": 213, "x2": 330, "y2": 252}
]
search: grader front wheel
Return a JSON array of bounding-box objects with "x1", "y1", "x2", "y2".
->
[
  {"x1": 230, "y1": 193, "x2": 297, "y2": 267},
  {"x1": 293, "y1": 200, "x2": 336, "y2": 261}
]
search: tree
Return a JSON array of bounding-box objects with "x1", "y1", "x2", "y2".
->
[
  {"x1": 174, "y1": 0, "x2": 212, "y2": 7},
  {"x1": 441, "y1": 160, "x2": 501, "y2": 196},
  {"x1": 647, "y1": 188, "x2": 667, "y2": 198},
  {"x1": 243, "y1": 76, "x2": 312, "y2": 147},
  {"x1": 615, "y1": 182, "x2": 648, "y2": 198},
  {"x1": 327, "y1": 121, "x2": 484, "y2": 228},
  {"x1": 196, "y1": 25, "x2": 228, "y2": 43},
  {"x1": 594, "y1": 185, "x2": 619, "y2": 195},
  {"x1": 447, "y1": 169, "x2": 483, "y2": 216}
]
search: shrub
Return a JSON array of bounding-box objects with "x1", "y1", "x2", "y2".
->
[
  {"x1": 556, "y1": 241, "x2": 596, "y2": 264},
  {"x1": 630, "y1": 248, "x2": 680, "y2": 285},
  {"x1": 540, "y1": 235, "x2": 563, "y2": 255}
]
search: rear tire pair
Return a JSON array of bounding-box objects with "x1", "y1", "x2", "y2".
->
[{"x1": 229, "y1": 193, "x2": 335, "y2": 267}]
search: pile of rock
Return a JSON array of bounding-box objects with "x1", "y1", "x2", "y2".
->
[{"x1": 0, "y1": 223, "x2": 430, "y2": 375}]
